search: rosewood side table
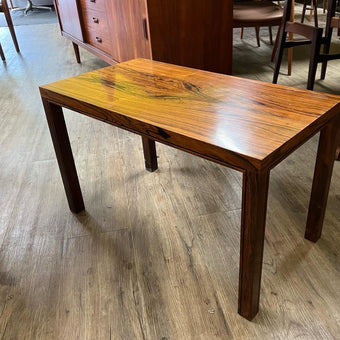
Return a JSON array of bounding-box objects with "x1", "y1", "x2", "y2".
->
[{"x1": 39, "y1": 59, "x2": 340, "y2": 320}]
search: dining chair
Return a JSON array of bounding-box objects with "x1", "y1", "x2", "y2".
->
[
  {"x1": 273, "y1": 0, "x2": 340, "y2": 90},
  {"x1": 233, "y1": 0, "x2": 284, "y2": 47},
  {"x1": 273, "y1": 0, "x2": 340, "y2": 160},
  {"x1": 301, "y1": 0, "x2": 319, "y2": 26},
  {"x1": 0, "y1": 0, "x2": 20, "y2": 53}
]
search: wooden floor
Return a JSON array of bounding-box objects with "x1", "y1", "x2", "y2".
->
[{"x1": 0, "y1": 18, "x2": 339, "y2": 340}]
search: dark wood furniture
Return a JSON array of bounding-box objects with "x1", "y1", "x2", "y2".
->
[
  {"x1": 40, "y1": 59, "x2": 340, "y2": 320},
  {"x1": 233, "y1": 0, "x2": 283, "y2": 47},
  {"x1": 273, "y1": 0, "x2": 340, "y2": 91},
  {"x1": 0, "y1": 0, "x2": 20, "y2": 54},
  {"x1": 53, "y1": 0, "x2": 233, "y2": 74},
  {"x1": 301, "y1": 0, "x2": 319, "y2": 26}
]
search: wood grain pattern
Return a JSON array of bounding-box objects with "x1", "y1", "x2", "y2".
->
[
  {"x1": 40, "y1": 58, "x2": 340, "y2": 320},
  {"x1": 146, "y1": 0, "x2": 233, "y2": 74},
  {"x1": 238, "y1": 169, "x2": 269, "y2": 319},
  {"x1": 105, "y1": 0, "x2": 152, "y2": 62},
  {"x1": 40, "y1": 59, "x2": 340, "y2": 170},
  {"x1": 42, "y1": 100, "x2": 85, "y2": 213}
]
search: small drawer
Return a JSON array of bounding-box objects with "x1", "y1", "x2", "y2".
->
[
  {"x1": 86, "y1": 29, "x2": 112, "y2": 55},
  {"x1": 82, "y1": 9, "x2": 108, "y2": 31},
  {"x1": 80, "y1": 0, "x2": 106, "y2": 12}
]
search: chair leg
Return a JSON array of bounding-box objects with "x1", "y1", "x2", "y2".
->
[
  {"x1": 269, "y1": 26, "x2": 273, "y2": 45},
  {"x1": 0, "y1": 42, "x2": 5, "y2": 61},
  {"x1": 2, "y1": 0, "x2": 20, "y2": 52},
  {"x1": 307, "y1": 28, "x2": 323, "y2": 90},
  {"x1": 301, "y1": 0, "x2": 318, "y2": 26},
  {"x1": 273, "y1": 31, "x2": 287, "y2": 84},
  {"x1": 271, "y1": 24, "x2": 281, "y2": 62},
  {"x1": 255, "y1": 26, "x2": 260, "y2": 47},
  {"x1": 321, "y1": 60, "x2": 328, "y2": 80},
  {"x1": 320, "y1": 39, "x2": 332, "y2": 80},
  {"x1": 241, "y1": 27, "x2": 244, "y2": 39},
  {"x1": 301, "y1": 0, "x2": 307, "y2": 23},
  {"x1": 313, "y1": 0, "x2": 318, "y2": 27},
  {"x1": 309, "y1": 0, "x2": 314, "y2": 22}
]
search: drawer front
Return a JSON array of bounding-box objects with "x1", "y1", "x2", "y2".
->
[
  {"x1": 79, "y1": 0, "x2": 106, "y2": 12},
  {"x1": 82, "y1": 8, "x2": 109, "y2": 31},
  {"x1": 86, "y1": 28, "x2": 112, "y2": 55},
  {"x1": 81, "y1": 7, "x2": 112, "y2": 55}
]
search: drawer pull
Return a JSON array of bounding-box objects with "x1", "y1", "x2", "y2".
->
[
  {"x1": 95, "y1": 37, "x2": 102, "y2": 43},
  {"x1": 90, "y1": 0, "x2": 96, "y2": 2},
  {"x1": 143, "y1": 18, "x2": 148, "y2": 40},
  {"x1": 92, "y1": 17, "x2": 99, "y2": 23}
]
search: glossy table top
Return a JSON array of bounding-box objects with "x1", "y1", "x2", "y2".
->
[{"x1": 40, "y1": 59, "x2": 340, "y2": 169}]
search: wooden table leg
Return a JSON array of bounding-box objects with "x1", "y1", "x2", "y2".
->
[
  {"x1": 238, "y1": 169, "x2": 270, "y2": 320},
  {"x1": 42, "y1": 99, "x2": 85, "y2": 213},
  {"x1": 335, "y1": 127, "x2": 340, "y2": 161},
  {"x1": 141, "y1": 136, "x2": 158, "y2": 172},
  {"x1": 305, "y1": 120, "x2": 339, "y2": 242}
]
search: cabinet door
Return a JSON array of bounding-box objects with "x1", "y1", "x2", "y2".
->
[
  {"x1": 146, "y1": 0, "x2": 233, "y2": 75},
  {"x1": 107, "y1": 0, "x2": 151, "y2": 62},
  {"x1": 54, "y1": 0, "x2": 84, "y2": 42}
]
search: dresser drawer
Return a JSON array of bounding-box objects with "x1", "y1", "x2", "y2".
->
[
  {"x1": 81, "y1": 6, "x2": 112, "y2": 55},
  {"x1": 79, "y1": 0, "x2": 106, "y2": 12},
  {"x1": 82, "y1": 8, "x2": 108, "y2": 31},
  {"x1": 86, "y1": 28, "x2": 112, "y2": 55}
]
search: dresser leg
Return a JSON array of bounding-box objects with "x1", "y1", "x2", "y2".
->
[
  {"x1": 238, "y1": 169, "x2": 270, "y2": 320},
  {"x1": 72, "y1": 43, "x2": 81, "y2": 64},
  {"x1": 142, "y1": 136, "x2": 158, "y2": 172},
  {"x1": 42, "y1": 99, "x2": 85, "y2": 213},
  {"x1": 305, "y1": 120, "x2": 339, "y2": 242}
]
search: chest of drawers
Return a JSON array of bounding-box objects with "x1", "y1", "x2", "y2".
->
[
  {"x1": 80, "y1": 0, "x2": 112, "y2": 55},
  {"x1": 54, "y1": 0, "x2": 233, "y2": 74}
]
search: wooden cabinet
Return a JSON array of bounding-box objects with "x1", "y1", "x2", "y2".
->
[{"x1": 54, "y1": 0, "x2": 233, "y2": 74}]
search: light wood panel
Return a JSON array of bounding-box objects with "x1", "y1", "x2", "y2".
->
[{"x1": 0, "y1": 23, "x2": 339, "y2": 339}]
